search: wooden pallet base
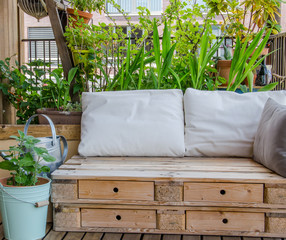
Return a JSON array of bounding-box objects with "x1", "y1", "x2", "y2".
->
[{"x1": 52, "y1": 156, "x2": 286, "y2": 237}]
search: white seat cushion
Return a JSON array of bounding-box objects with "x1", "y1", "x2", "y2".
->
[
  {"x1": 79, "y1": 90, "x2": 185, "y2": 157},
  {"x1": 184, "y1": 88, "x2": 286, "y2": 157}
]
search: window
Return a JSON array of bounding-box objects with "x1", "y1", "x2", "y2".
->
[
  {"x1": 184, "y1": 0, "x2": 206, "y2": 8},
  {"x1": 28, "y1": 27, "x2": 59, "y2": 65},
  {"x1": 106, "y1": 0, "x2": 162, "y2": 14}
]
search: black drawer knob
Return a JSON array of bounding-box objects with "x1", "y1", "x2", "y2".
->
[
  {"x1": 222, "y1": 218, "x2": 228, "y2": 224},
  {"x1": 220, "y1": 189, "x2": 226, "y2": 195},
  {"x1": 113, "y1": 187, "x2": 119, "y2": 193},
  {"x1": 116, "y1": 215, "x2": 121, "y2": 221}
]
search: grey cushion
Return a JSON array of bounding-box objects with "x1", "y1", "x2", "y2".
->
[{"x1": 253, "y1": 98, "x2": 286, "y2": 177}]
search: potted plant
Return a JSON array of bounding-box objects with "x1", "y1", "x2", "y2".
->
[
  {"x1": 215, "y1": 44, "x2": 233, "y2": 87},
  {"x1": 0, "y1": 130, "x2": 56, "y2": 240},
  {"x1": 67, "y1": 0, "x2": 105, "y2": 25},
  {"x1": 226, "y1": 28, "x2": 278, "y2": 92},
  {"x1": 36, "y1": 67, "x2": 82, "y2": 124},
  {"x1": 206, "y1": 0, "x2": 281, "y2": 42}
]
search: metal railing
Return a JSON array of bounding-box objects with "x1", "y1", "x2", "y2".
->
[
  {"x1": 268, "y1": 32, "x2": 286, "y2": 78},
  {"x1": 22, "y1": 38, "x2": 61, "y2": 78}
]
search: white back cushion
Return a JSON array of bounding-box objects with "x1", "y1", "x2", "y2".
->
[
  {"x1": 79, "y1": 90, "x2": 185, "y2": 157},
  {"x1": 184, "y1": 88, "x2": 286, "y2": 157}
]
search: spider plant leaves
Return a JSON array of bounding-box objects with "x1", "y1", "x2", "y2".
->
[
  {"x1": 227, "y1": 28, "x2": 272, "y2": 92},
  {"x1": 189, "y1": 27, "x2": 224, "y2": 90}
]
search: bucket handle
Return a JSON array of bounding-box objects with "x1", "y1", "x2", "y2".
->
[
  {"x1": 24, "y1": 114, "x2": 57, "y2": 146},
  {"x1": 0, "y1": 182, "x2": 50, "y2": 208}
]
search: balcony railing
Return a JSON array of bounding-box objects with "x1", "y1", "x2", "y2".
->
[{"x1": 20, "y1": 35, "x2": 286, "y2": 91}]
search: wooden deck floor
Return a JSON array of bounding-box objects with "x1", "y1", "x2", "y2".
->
[{"x1": 0, "y1": 223, "x2": 284, "y2": 240}]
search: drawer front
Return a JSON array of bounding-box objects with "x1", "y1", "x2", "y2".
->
[
  {"x1": 81, "y1": 209, "x2": 156, "y2": 228},
  {"x1": 79, "y1": 180, "x2": 154, "y2": 200},
  {"x1": 186, "y1": 211, "x2": 264, "y2": 232},
  {"x1": 184, "y1": 183, "x2": 263, "y2": 203}
]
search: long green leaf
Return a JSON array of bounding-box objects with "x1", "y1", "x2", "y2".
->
[
  {"x1": 169, "y1": 67, "x2": 182, "y2": 89},
  {"x1": 162, "y1": 21, "x2": 171, "y2": 59},
  {"x1": 153, "y1": 20, "x2": 161, "y2": 76}
]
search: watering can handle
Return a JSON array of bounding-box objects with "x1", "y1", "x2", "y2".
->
[
  {"x1": 59, "y1": 135, "x2": 68, "y2": 163},
  {"x1": 24, "y1": 114, "x2": 57, "y2": 146}
]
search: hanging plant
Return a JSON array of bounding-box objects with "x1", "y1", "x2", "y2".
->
[{"x1": 18, "y1": 0, "x2": 48, "y2": 21}]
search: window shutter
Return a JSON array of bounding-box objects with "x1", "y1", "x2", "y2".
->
[
  {"x1": 28, "y1": 27, "x2": 58, "y2": 63},
  {"x1": 136, "y1": 0, "x2": 148, "y2": 11},
  {"x1": 150, "y1": 0, "x2": 161, "y2": 11},
  {"x1": 107, "y1": 0, "x2": 119, "y2": 13},
  {"x1": 121, "y1": 0, "x2": 131, "y2": 12}
]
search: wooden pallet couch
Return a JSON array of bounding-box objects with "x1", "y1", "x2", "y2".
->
[{"x1": 52, "y1": 89, "x2": 286, "y2": 237}]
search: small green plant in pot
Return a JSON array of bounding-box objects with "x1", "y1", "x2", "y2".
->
[
  {"x1": 67, "y1": 0, "x2": 105, "y2": 26},
  {"x1": 0, "y1": 130, "x2": 56, "y2": 240}
]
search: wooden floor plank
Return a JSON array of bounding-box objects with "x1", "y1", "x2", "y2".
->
[
  {"x1": 222, "y1": 237, "x2": 241, "y2": 240},
  {"x1": 183, "y1": 236, "x2": 201, "y2": 240},
  {"x1": 242, "y1": 238, "x2": 261, "y2": 240},
  {"x1": 263, "y1": 238, "x2": 283, "y2": 240},
  {"x1": 163, "y1": 234, "x2": 181, "y2": 240},
  {"x1": 102, "y1": 233, "x2": 123, "y2": 240},
  {"x1": 43, "y1": 229, "x2": 66, "y2": 240},
  {"x1": 63, "y1": 232, "x2": 85, "y2": 240},
  {"x1": 122, "y1": 233, "x2": 142, "y2": 240},
  {"x1": 142, "y1": 234, "x2": 162, "y2": 240},
  {"x1": 0, "y1": 224, "x2": 4, "y2": 239},
  {"x1": 203, "y1": 236, "x2": 221, "y2": 240},
  {"x1": 83, "y1": 232, "x2": 103, "y2": 240}
]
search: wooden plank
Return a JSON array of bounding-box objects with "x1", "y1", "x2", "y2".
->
[
  {"x1": 43, "y1": 229, "x2": 66, "y2": 240},
  {"x1": 60, "y1": 164, "x2": 270, "y2": 173},
  {"x1": 122, "y1": 233, "x2": 142, "y2": 240},
  {"x1": 142, "y1": 234, "x2": 162, "y2": 240},
  {"x1": 203, "y1": 236, "x2": 221, "y2": 240},
  {"x1": 0, "y1": 125, "x2": 80, "y2": 140},
  {"x1": 66, "y1": 157, "x2": 264, "y2": 167},
  {"x1": 184, "y1": 183, "x2": 264, "y2": 203},
  {"x1": 186, "y1": 211, "x2": 264, "y2": 232},
  {"x1": 81, "y1": 209, "x2": 156, "y2": 228},
  {"x1": 83, "y1": 232, "x2": 103, "y2": 240},
  {"x1": 102, "y1": 233, "x2": 123, "y2": 240},
  {"x1": 222, "y1": 237, "x2": 241, "y2": 240},
  {"x1": 45, "y1": 0, "x2": 75, "y2": 99},
  {"x1": 183, "y1": 236, "x2": 200, "y2": 240},
  {"x1": 63, "y1": 232, "x2": 85, "y2": 240},
  {"x1": 163, "y1": 234, "x2": 181, "y2": 240},
  {"x1": 52, "y1": 169, "x2": 286, "y2": 183},
  {"x1": 0, "y1": 223, "x2": 5, "y2": 239},
  {"x1": 79, "y1": 180, "x2": 154, "y2": 200}
]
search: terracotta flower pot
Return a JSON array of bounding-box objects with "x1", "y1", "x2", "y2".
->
[
  {"x1": 216, "y1": 60, "x2": 233, "y2": 87},
  {"x1": 36, "y1": 108, "x2": 82, "y2": 125},
  {"x1": 66, "y1": 8, "x2": 93, "y2": 27}
]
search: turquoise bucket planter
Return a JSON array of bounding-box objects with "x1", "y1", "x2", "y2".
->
[{"x1": 0, "y1": 177, "x2": 51, "y2": 240}]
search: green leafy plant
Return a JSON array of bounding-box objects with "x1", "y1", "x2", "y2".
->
[
  {"x1": 69, "y1": 0, "x2": 105, "y2": 12},
  {"x1": 206, "y1": 0, "x2": 281, "y2": 42},
  {"x1": 185, "y1": 26, "x2": 224, "y2": 90},
  {"x1": 151, "y1": 20, "x2": 178, "y2": 89},
  {"x1": 0, "y1": 131, "x2": 56, "y2": 186},
  {"x1": 227, "y1": 27, "x2": 278, "y2": 92},
  {"x1": 41, "y1": 67, "x2": 78, "y2": 111},
  {"x1": 0, "y1": 58, "x2": 48, "y2": 124}
]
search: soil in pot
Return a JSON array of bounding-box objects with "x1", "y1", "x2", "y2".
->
[{"x1": 36, "y1": 108, "x2": 82, "y2": 125}]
